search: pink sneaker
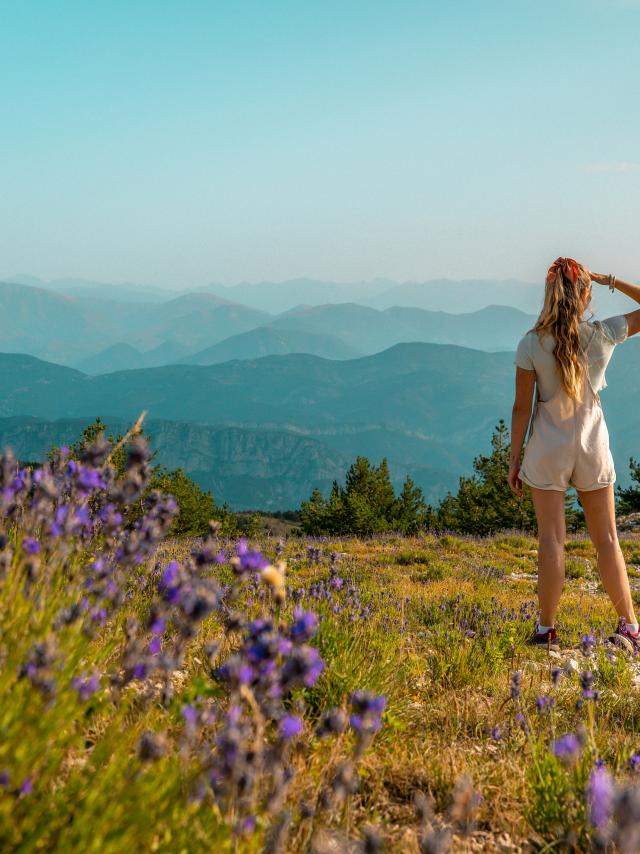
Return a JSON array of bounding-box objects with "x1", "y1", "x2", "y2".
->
[
  {"x1": 527, "y1": 626, "x2": 559, "y2": 651},
  {"x1": 608, "y1": 617, "x2": 640, "y2": 655}
]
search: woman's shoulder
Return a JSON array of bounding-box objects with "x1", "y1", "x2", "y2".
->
[
  {"x1": 517, "y1": 327, "x2": 537, "y2": 344},
  {"x1": 581, "y1": 315, "x2": 628, "y2": 346},
  {"x1": 515, "y1": 328, "x2": 537, "y2": 369}
]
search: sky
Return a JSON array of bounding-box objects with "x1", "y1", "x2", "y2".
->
[{"x1": 1, "y1": 0, "x2": 639, "y2": 289}]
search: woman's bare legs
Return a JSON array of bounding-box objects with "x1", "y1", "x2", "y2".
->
[
  {"x1": 529, "y1": 486, "x2": 567, "y2": 626},
  {"x1": 577, "y1": 484, "x2": 637, "y2": 624}
]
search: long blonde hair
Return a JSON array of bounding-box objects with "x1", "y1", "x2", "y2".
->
[{"x1": 534, "y1": 257, "x2": 591, "y2": 401}]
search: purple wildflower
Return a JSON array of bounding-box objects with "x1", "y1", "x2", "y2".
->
[
  {"x1": 72, "y1": 672, "x2": 100, "y2": 701},
  {"x1": 22, "y1": 536, "x2": 41, "y2": 555},
  {"x1": 182, "y1": 705, "x2": 198, "y2": 726},
  {"x1": 278, "y1": 715, "x2": 303, "y2": 740},
  {"x1": 510, "y1": 671, "x2": 522, "y2": 701},
  {"x1": 238, "y1": 815, "x2": 256, "y2": 835},
  {"x1": 289, "y1": 608, "x2": 319, "y2": 642},
  {"x1": 581, "y1": 632, "x2": 597, "y2": 656},
  {"x1": 349, "y1": 691, "x2": 386, "y2": 734},
  {"x1": 580, "y1": 670, "x2": 598, "y2": 700},
  {"x1": 536, "y1": 695, "x2": 555, "y2": 714},
  {"x1": 552, "y1": 733, "x2": 582, "y2": 760},
  {"x1": 587, "y1": 766, "x2": 614, "y2": 831}
]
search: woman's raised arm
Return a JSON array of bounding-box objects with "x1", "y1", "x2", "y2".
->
[{"x1": 591, "y1": 272, "x2": 640, "y2": 336}]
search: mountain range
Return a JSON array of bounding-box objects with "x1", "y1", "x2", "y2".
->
[
  {"x1": 1, "y1": 279, "x2": 545, "y2": 372},
  {"x1": 1, "y1": 338, "x2": 638, "y2": 509}
]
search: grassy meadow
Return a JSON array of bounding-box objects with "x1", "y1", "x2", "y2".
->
[{"x1": 5, "y1": 482, "x2": 640, "y2": 853}]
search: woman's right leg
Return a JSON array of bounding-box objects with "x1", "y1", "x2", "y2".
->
[
  {"x1": 577, "y1": 484, "x2": 637, "y2": 624},
  {"x1": 529, "y1": 486, "x2": 567, "y2": 626}
]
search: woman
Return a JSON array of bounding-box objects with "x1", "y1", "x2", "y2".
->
[{"x1": 508, "y1": 258, "x2": 640, "y2": 652}]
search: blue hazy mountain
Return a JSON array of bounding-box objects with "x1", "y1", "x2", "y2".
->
[
  {"x1": 182, "y1": 327, "x2": 363, "y2": 365},
  {"x1": 4, "y1": 275, "x2": 181, "y2": 303},
  {"x1": 202, "y1": 276, "x2": 634, "y2": 317},
  {"x1": 179, "y1": 304, "x2": 535, "y2": 368},
  {"x1": 266, "y1": 303, "x2": 536, "y2": 353},
  {"x1": 204, "y1": 277, "x2": 546, "y2": 314},
  {"x1": 1, "y1": 339, "x2": 638, "y2": 508},
  {"x1": 0, "y1": 281, "x2": 272, "y2": 367},
  {"x1": 199, "y1": 278, "x2": 396, "y2": 313},
  {"x1": 76, "y1": 341, "x2": 193, "y2": 374},
  {"x1": 3, "y1": 275, "x2": 634, "y2": 374}
]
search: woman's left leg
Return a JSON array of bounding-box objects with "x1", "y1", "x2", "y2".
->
[
  {"x1": 577, "y1": 484, "x2": 637, "y2": 625},
  {"x1": 529, "y1": 486, "x2": 567, "y2": 626}
]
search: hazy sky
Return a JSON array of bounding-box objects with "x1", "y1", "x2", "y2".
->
[{"x1": 1, "y1": 0, "x2": 639, "y2": 288}]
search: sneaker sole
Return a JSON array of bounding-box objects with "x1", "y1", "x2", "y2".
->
[{"x1": 607, "y1": 634, "x2": 635, "y2": 654}]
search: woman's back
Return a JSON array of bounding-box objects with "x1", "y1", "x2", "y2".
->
[{"x1": 514, "y1": 314, "x2": 628, "y2": 401}]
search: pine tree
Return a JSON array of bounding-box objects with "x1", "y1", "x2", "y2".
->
[
  {"x1": 436, "y1": 419, "x2": 538, "y2": 535},
  {"x1": 299, "y1": 457, "x2": 430, "y2": 535},
  {"x1": 393, "y1": 475, "x2": 432, "y2": 534},
  {"x1": 616, "y1": 458, "x2": 640, "y2": 514},
  {"x1": 299, "y1": 487, "x2": 329, "y2": 535}
]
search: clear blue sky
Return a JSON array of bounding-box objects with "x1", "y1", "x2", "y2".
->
[{"x1": 1, "y1": 0, "x2": 638, "y2": 288}]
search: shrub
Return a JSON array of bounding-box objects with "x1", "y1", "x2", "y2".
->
[
  {"x1": 396, "y1": 550, "x2": 431, "y2": 566},
  {"x1": 413, "y1": 564, "x2": 447, "y2": 582},
  {"x1": 566, "y1": 557, "x2": 590, "y2": 580},
  {"x1": 299, "y1": 457, "x2": 433, "y2": 535},
  {"x1": 0, "y1": 430, "x2": 386, "y2": 851}
]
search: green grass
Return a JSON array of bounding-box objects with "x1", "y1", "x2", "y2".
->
[{"x1": 4, "y1": 529, "x2": 640, "y2": 851}]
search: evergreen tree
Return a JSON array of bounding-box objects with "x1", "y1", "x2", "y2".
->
[
  {"x1": 299, "y1": 487, "x2": 329, "y2": 535},
  {"x1": 435, "y1": 419, "x2": 538, "y2": 535},
  {"x1": 299, "y1": 457, "x2": 430, "y2": 535},
  {"x1": 342, "y1": 457, "x2": 396, "y2": 535},
  {"x1": 325, "y1": 480, "x2": 347, "y2": 534},
  {"x1": 392, "y1": 475, "x2": 433, "y2": 534},
  {"x1": 152, "y1": 468, "x2": 218, "y2": 536},
  {"x1": 616, "y1": 458, "x2": 640, "y2": 514}
]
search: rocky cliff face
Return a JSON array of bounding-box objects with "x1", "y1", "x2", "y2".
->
[{"x1": 0, "y1": 417, "x2": 350, "y2": 511}]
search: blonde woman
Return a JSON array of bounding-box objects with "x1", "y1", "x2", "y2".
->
[{"x1": 509, "y1": 258, "x2": 640, "y2": 651}]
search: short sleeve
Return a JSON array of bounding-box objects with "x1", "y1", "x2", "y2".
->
[
  {"x1": 597, "y1": 314, "x2": 628, "y2": 345},
  {"x1": 515, "y1": 333, "x2": 534, "y2": 370}
]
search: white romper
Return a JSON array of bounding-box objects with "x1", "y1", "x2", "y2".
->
[{"x1": 514, "y1": 315, "x2": 628, "y2": 492}]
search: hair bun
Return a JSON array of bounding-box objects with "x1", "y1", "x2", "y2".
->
[{"x1": 547, "y1": 257, "x2": 580, "y2": 286}]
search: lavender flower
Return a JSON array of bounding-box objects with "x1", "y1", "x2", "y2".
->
[
  {"x1": 536, "y1": 695, "x2": 554, "y2": 714},
  {"x1": 72, "y1": 672, "x2": 100, "y2": 701},
  {"x1": 278, "y1": 715, "x2": 303, "y2": 740},
  {"x1": 552, "y1": 733, "x2": 582, "y2": 761},
  {"x1": 510, "y1": 671, "x2": 522, "y2": 701},
  {"x1": 580, "y1": 670, "x2": 598, "y2": 700},
  {"x1": 349, "y1": 691, "x2": 386, "y2": 734},
  {"x1": 581, "y1": 632, "x2": 597, "y2": 656},
  {"x1": 587, "y1": 765, "x2": 614, "y2": 831}
]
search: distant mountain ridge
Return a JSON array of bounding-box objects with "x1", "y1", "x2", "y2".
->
[
  {"x1": 1, "y1": 339, "x2": 638, "y2": 508},
  {"x1": 2, "y1": 275, "x2": 634, "y2": 373},
  {"x1": 0, "y1": 280, "x2": 273, "y2": 368},
  {"x1": 203, "y1": 276, "x2": 634, "y2": 317},
  {"x1": 183, "y1": 327, "x2": 362, "y2": 365}
]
